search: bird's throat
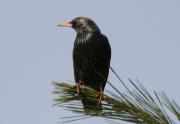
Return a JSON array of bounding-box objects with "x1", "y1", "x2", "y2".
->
[{"x1": 76, "y1": 32, "x2": 93, "y2": 43}]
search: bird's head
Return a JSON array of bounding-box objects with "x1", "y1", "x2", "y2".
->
[{"x1": 58, "y1": 17, "x2": 100, "y2": 34}]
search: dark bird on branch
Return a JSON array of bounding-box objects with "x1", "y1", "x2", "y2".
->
[{"x1": 58, "y1": 17, "x2": 111, "y2": 110}]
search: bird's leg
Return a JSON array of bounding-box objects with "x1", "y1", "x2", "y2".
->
[
  {"x1": 97, "y1": 87, "x2": 106, "y2": 104},
  {"x1": 76, "y1": 83, "x2": 80, "y2": 94},
  {"x1": 76, "y1": 81, "x2": 84, "y2": 94}
]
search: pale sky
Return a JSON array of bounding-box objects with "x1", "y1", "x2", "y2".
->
[{"x1": 0, "y1": 0, "x2": 180, "y2": 124}]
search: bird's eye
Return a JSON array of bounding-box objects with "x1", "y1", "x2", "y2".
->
[{"x1": 72, "y1": 21, "x2": 80, "y2": 28}]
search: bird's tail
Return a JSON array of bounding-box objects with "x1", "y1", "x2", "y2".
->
[{"x1": 81, "y1": 93, "x2": 102, "y2": 112}]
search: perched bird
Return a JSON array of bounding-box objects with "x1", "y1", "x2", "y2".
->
[{"x1": 58, "y1": 17, "x2": 111, "y2": 109}]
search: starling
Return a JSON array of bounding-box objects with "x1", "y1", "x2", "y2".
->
[{"x1": 58, "y1": 17, "x2": 111, "y2": 110}]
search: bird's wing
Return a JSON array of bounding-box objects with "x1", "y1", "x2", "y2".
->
[{"x1": 89, "y1": 34, "x2": 111, "y2": 89}]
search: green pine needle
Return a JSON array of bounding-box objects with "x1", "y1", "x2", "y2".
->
[{"x1": 52, "y1": 68, "x2": 180, "y2": 124}]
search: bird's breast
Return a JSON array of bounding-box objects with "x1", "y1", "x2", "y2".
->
[{"x1": 74, "y1": 33, "x2": 94, "y2": 52}]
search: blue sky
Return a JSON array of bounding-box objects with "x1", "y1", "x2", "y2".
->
[{"x1": 0, "y1": 0, "x2": 180, "y2": 124}]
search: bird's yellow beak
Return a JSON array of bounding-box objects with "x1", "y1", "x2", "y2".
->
[{"x1": 57, "y1": 22, "x2": 72, "y2": 27}]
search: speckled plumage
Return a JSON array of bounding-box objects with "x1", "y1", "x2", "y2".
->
[{"x1": 73, "y1": 31, "x2": 111, "y2": 91}]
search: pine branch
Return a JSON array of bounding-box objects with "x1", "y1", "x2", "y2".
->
[{"x1": 52, "y1": 69, "x2": 180, "y2": 124}]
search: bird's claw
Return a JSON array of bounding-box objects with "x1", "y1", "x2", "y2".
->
[
  {"x1": 76, "y1": 81, "x2": 84, "y2": 94},
  {"x1": 97, "y1": 90, "x2": 106, "y2": 104}
]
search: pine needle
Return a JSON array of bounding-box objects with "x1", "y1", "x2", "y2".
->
[{"x1": 52, "y1": 68, "x2": 180, "y2": 124}]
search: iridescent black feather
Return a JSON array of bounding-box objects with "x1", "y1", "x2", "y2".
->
[{"x1": 63, "y1": 17, "x2": 111, "y2": 110}]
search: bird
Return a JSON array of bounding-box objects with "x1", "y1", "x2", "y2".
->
[{"x1": 58, "y1": 17, "x2": 111, "y2": 110}]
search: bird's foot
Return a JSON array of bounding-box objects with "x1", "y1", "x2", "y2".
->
[
  {"x1": 97, "y1": 90, "x2": 106, "y2": 104},
  {"x1": 76, "y1": 81, "x2": 84, "y2": 94}
]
